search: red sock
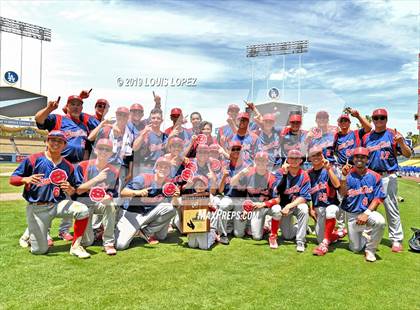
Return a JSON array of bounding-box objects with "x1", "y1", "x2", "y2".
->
[
  {"x1": 324, "y1": 218, "x2": 336, "y2": 244},
  {"x1": 72, "y1": 217, "x2": 89, "y2": 245},
  {"x1": 271, "y1": 219, "x2": 280, "y2": 236}
]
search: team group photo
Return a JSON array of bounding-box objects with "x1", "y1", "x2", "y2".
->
[{"x1": 0, "y1": 0, "x2": 419, "y2": 309}]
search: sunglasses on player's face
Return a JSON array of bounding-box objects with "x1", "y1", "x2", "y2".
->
[
  {"x1": 96, "y1": 104, "x2": 107, "y2": 109},
  {"x1": 372, "y1": 116, "x2": 387, "y2": 121},
  {"x1": 290, "y1": 121, "x2": 301, "y2": 125},
  {"x1": 339, "y1": 119, "x2": 350, "y2": 123},
  {"x1": 231, "y1": 147, "x2": 241, "y2": 152}
]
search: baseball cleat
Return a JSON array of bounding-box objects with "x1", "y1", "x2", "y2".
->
[
  {"x1": 268, "y1": 234, "x2": 278, "y2": 249},
  {"x1": 312, "y1": 242, "x2": 328, "y2": 256},
  {"x1": 58, "y1": 232, "x2": 74, "y2": 241},
  {"x1": 296, "y1": 241, "x2": 305, "y2": 253},
  {"x1": 219, "y1": 235, "x2": 230, "y2": 245},
  {"x1": 19, "y1": 236, "x2": 30, "y2": 248},
  {"x1": 136, "y1": 229, "x2": 159, "y2": 245},
  {"x1": 365, "y1": 250, "x2": 377, "y2": 262},
  {"x1": 391, "y1": 242, "x2": 403, "y2": 253},
  {"x1": 104, "y1": 245, "x2": 117, "y2": 256},
  {"x1": 70, "y1": 245, "x2": 91, "y2": 259}
]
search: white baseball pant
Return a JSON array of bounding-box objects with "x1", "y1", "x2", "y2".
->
[
  {"x1": 115, "y1": 203, "x2": 176, "y2": 250},
  {"x1": 346, "y1": 211, "x2": 386, "y2": 253},
  {"x1": 82, "y1": 200, "x2": 117, "y2": 247},
  {"x1": 381, "y1": 173, "x2": 403, "y2": 243},
  {"x1": 250, "y1": 205, "x2": 282, "y2": 240},
  {"x1": 26, "y1": 200, "x2": 89, "y2": 254},
  {"x1": 279, "y1": 203, "x2": 309, "y2": 243},
  {"x1": 314, "y1": 204, "x2": 340, "y2": 244}
]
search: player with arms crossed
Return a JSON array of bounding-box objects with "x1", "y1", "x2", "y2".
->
[{"x1": 339, "y1": 147, "x2": 386, "y2": 262}]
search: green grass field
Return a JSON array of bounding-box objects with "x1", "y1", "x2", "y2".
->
[{"x1": 0, "y1": 179, "x2": 419, "y2": 309}]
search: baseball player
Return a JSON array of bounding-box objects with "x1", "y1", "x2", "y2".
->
[
  {"x1": 236, "y1": 152, "x2": 281, "y2": 242},
  {"x1": 164, "y1": 108, "x2": 192, "y2": 142},
  {"x1": 362, "y1": 108, "x2": 412, "y2": 252},
  {"x1": 255, "y1": 113, "x2": 282, "y2": 170},
  {"x1": 227, "y1": 112, "x2": 261, "y2": 165},
  {"x1": 186, "y1": 121, "x2": 218, "y2": 158},
  {"x1": 75, "y1": 139, "x2": 119, "y2": 255},
  {"x1": 92, "y1": 99, "x2": 110, "y2": 122},
  {"x1": 306, "y1": 111, "x2": 338, "y2": 164},
  {"x1": 115, "y1": 157, "x2": 176, "y2": 250},
  {"x1": 333, "y1": 110, "x2": 372, "y2": 166},
  {"x1": 173, "y1": 176, "x2": 218, "y2": 250},
  {"x1": 216, "y1": 104, "x2": 240, "y2": 148},
  {"x1": 90, "y1": 107, "x2": 134, "y2": 188},
  {"x1": 132, "y1": 108, "x2": 168, "y2": 174},
  {"x1": 339, "y1": 147, "x2": 386, "y2": 262},
  {"x1": 213, "y1": 142, "x2": 249, "y2": 244},
  {"x1": 307, "y1": 147, "x2": 341, "y2": 256},
  {"x1": 278, "y1": 114, "x2": 307, "y2": 165},
  {"x1": 9, "y1": 131, "x2": 90, "y2": 258},
  {"x1": 34, "y1": 96, "x2": 99, "y2": 240},
  {"x1": 271, "y1": 149, "x2": 311, "y2": 252},
  {"x1": 188, "y1": 112, "x2": 202, "y2": 135}
]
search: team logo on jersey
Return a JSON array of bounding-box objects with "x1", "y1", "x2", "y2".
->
[
  {"x1": 53, "y1": 186, "x2": 60, "y2": 197},
  {"x1": 348, "y1": 186, "x2": 373, "y2": 197},
  {"x1": 367, "y1": 141, "x2": 391, "y2": 152},
  {"x1": 89, "y1": 187, "x2": 107, "y2": 202},
  {"x1": 362, "y1": 197, "x2": 368, "y2": 206},
  {"x1": 284, "y1": 185, "x2": 301, "y2": 195},
  {"x1": 162, "y1": 182, "x2": 177, "y2": 197},
  {"x1": 196, "y1": 134, "x2": 207, "y2": 145},
  {"x1": 49, "y1": 169, "x2": 68, "y2": 185}
]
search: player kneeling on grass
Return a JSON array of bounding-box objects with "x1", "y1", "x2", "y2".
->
[
  {"x1": 115, "y1": 157, "x2": 176, "y2": 250},
  {"x1": 306, "y1": 147, "x2": 341, "y2": 256},
  {"x1": 75, "y1": 139, "x2": 119, "y2": 255},
  {"x1": 9, "y1": 131, "x2": 91, "y2": 259},
  {"x1": 232, "y1": 152, "x2": 281, "y2": 242},
  {"x1": 270, "y1": 150, "x2": 311, "y2": 252},
  {"x1": 339, "y1": 147, "x2": 386, "y2": 262},
  {"x1": 173, "y1": 176, "x2": 218, "y2": 250}
]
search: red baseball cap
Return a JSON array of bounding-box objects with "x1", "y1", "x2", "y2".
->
[
  {"x1": 192, "y1": 175, "x2": 208, "y2": 187},
  {"x1": 47, "y1": 130, "x2": 67, "y2": 143},
  {"x1": 308, "y1": 146, "x2": 323, "y2": 157},
  {"x1": 67, "y1": 95, "x2": 83, "y2": 104},
  {"x1": 287, "y1": 149, "x2": 303, "y2": 158},
  {"x1": 289, "y1": 114, "x2": 302, "y2": 123},
  {"x1": 170, "y1": 108, "x2": 182, "y2": 116},
  {"x1": 95, "y1": 99, "x2": 109, "y2": 107},
  {"x1": 353, "y1": 147, "x2": 369, "y2": 157},
  {"x1": 196, "y1": 144, "x2": 209, "y2": 152},
  {"x1": 228, "y1": 104, "x2": 240, "y2": 112},
  {"x1": 263, "y1": 113, "x2": 275, "y2": 122},
  {"x1": 155, "y1": 157, "x2": 172, "y2": 166},
  {"x1": 130, "y1": 103, "x2": 144, "y2": 111},
  {"x1": 230, "y1": 141, "x2": 242, "y2": 149},
  {"x1": 337, "y1": 114, "x2": 351, "y2": 122},
  {"x1": 316, "y1": 111, "x2": 329, "y2": 119},
  {"x1": 372, "y1": 108, "x2": 388, "y2": 117},
  {"x1": 96, "y1": 139, "x2": 113, "y2": 149},
  {"x1": 237, "y1": 112, "x2": 250, "y2": 120},
  {"x1": 116, "y1": 107, "x2": 129, "y2": 114},
  {"x1": 255, "y1": 151, "x2": 269, "y2": 160}
]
